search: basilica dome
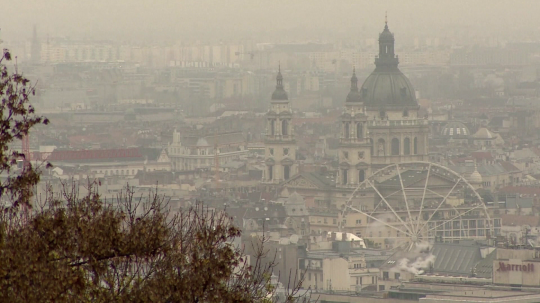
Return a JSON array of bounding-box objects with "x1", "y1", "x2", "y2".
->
[{"x1": 359, "y1": 22, "x2": 418, "y2": 110}]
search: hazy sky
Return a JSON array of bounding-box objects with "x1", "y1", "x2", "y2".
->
[{"x1": 2, "y1": 0, "x2": 540, "y2": 42}]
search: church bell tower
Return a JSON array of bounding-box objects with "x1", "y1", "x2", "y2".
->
[
  {"x1": 263, "y1": 66, "x2": 297, "y2": 184},
  {"x1": 337, "y1": 68, "x2": 372, "y2": 187}
]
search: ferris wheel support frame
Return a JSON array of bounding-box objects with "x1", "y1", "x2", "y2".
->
[{"x1": 340, "y1": 161, "x2": 494, "y2": 249}]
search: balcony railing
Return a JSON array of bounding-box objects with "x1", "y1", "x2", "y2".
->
[
  {"x1": 368, "y1": 119, "x2": 428, "y2": 127},
  {"x1": 339, "y1": 137, "x2": 369, "y2": 144},
  {"x1": 265, "y1": 135, "x2": 295, "y2": 141}
]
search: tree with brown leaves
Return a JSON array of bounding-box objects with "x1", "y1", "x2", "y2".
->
[
  {"x1": 1, "y1": 183, "x2": 311, "y2": 302},
  {"x1": 0, "y1": 49, "x2": 311, "y2": 302}
]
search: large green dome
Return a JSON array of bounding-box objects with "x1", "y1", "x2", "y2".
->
[
  {"x1": 359, "y1": 69, "x2": 418, "y2": 109},
  {"x1": 359, "y1": 22, "x2": 418, "y2": 110}
]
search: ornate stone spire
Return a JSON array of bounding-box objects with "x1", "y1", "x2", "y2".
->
[
  {"x1": 271, "y1": 63, "x2": 288, "y2": 101},
  {"x1": 346, "y1": 67, "x2": 361, "y2": 102}
]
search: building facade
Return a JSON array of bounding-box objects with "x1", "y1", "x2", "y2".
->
[{"x1": 168, "y1": 129, "x2": 247, "y2": 172}]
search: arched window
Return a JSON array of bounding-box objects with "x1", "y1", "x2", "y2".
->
[
  {"x1": 358, "y1": 170, "x2": 365, "y2": 183},
  {"x1": 281, "y1": 119, "x2": 288, "y2": 136},
  {"x1": 284, "y1": 166, "x2": 290, "y2": 180},
  {"x1": 377, "y1": 139, "x2": 385, "y2": 156},
  {"x1": 356, "y1": 123, "x2": 363, "y2": 139},
  {"x1": 413, "y1": 137, "x2": 418, "y2": 155},
  {"x1": 344, "y1": 122, "x2": 350, "y2": 139},
  {"x1": 270, "y1": 119, "x2": 275, "y2": 136},
  {"x1": 404, "y1": 137, "x2": 411, "y2": 155},
  {"x1": 391, "y1": 138, "x2": 400, "y2": 156},
  {"x1": 342, "y1": 169, "x2": 348, "y2": 185}
]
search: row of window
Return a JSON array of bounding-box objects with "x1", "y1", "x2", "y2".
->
[
  {"x1": 269, "y1": 119, "x2": 290, "y2": 136},
  {"x1": 93, "y1": 169, "x2": 138, "y2": 175},
  {"x1": 267, "y1": 165, "x2": 291, "y2": 181},
  {"x1": 341, "y1": 169, "x2": 366, "y2": 185},
  {"x1": 343, "y1": 122, "x2": 363, "y2": 139},
  {"x1": 375, "y1": 137, "x2": 418, "y2": 156},
  {"x1": 269, "y1": 147, "x2": 289, "y2": 156}
]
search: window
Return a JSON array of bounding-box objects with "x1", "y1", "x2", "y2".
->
[
  {"x1": 343, "y1": 151, "x2": 349, "y2": 159},
  {"x1": 395, "y1": 273, "x2": 400, "y2": 280},
  {"x1": 270, "y1": 119, "x2": 275, "y2": 136},
  {"x1": 404, "y1": 137, "x2": 410, "y2": 155},
  {"x1": 379, "y1": 110, "x2": 386, "y2": 119},
  {"x1": 268, "y1": 165, "x2": 273, "y2": 181},
  {"x1": 283, "y1": 148, "x2": 289, "y2": 156},
  {"x1": 377, "y1": 138, "x2": 385, "y2": 156},
  {"x1": 333, "y1": 218, "x2": 337, "y2": 224},
  {"x1": 413, "y1": 137, "x2": 418, "y2": 154},
  {"x1": 403, "y1": 110, "x2": 409, "y2": 117},
  {"x1": 391, "y1": 138, "x2": 400, "y2": 155},
  {"x1": 358, "y1": 151, "x2": 365, "y2": 159},
  {"x1": 356, "y1": 123, "x2": 363, "y2": 139},
  {"x1": 269, "y1": 148, "x2": 274, "y2": 155},
  {"x1": 284, "y1": 165, "x2": 290, "y2": 180},
  {"x1": 281, "y1": 119, "x2": 288, "y2": 136},
  {"x1": 344, "y1": 122, "x2": 350, "y2": 138},
  {"x1": 358, "y1": 170, "x2": 365, "y2": 182},
  {"x1": 356, "y1": 219, "x2": 362, "y2": 225},
  {"x1": 342, "y1": 169, "x2": 348, "y2": 185}
]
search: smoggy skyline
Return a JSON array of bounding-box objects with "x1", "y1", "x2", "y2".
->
[{"x1": 2, "y1": 0, "x2": 540, "y2": 43}]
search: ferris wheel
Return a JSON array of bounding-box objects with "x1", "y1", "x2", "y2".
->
[{"x1": 339, "y1": 161, "x2": 493, "y2": 251}]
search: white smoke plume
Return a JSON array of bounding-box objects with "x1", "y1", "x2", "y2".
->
[
  {"x1": 395, "y1": 254, "x2": 436, "y2": 275},
  {"x1": 392, "y1": 242, "x2": 435, "y2": 275}
]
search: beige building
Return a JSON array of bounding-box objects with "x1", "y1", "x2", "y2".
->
[
  {"x1": 301, "y1": 250, "x2": 379, "y2": 292},
  {"x1": 493, "y1": 248, "x2": 540, "y2": 287},
  {"x1": 168, "y1": 129, "x2": 247, "y2": 172}
]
